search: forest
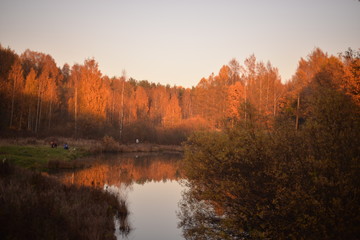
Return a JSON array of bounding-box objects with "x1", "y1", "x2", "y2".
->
[
  {"x1": 179, "y1": 48, "x2": 360, "y2": 239},
  {"x1": 4, "y1": 46, "x2": 357, "y2": 144},
  {"x1": 1, "y1": 44, "x2": 359, "y2": 238},
  {"x1": 1, "y1": 46, "x2": 358, "y2": 144}
]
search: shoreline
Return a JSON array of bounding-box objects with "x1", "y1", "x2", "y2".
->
[
  {"x1": 0, "y1": 137, "x2": 183, "y2": 170},
  {"x1": 103, "y1": 143, "x2": 183, "y2": 153},
  {"x1": 0, "y1": 137, "x2": 184, "y2": 152}
]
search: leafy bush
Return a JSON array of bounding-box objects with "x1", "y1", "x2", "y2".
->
[{"x1": 180, "y1": 84, "x2": 360, "y2": 239}]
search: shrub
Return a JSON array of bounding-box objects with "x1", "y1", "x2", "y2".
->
[{"x1": 102, "y1": 135, "x2": 120, "y2": 152}]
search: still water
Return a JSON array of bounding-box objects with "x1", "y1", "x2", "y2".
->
[{"x1": 53, "y1": 152, "x2": 185, "y2": 240}]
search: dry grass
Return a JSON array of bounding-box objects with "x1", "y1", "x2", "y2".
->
[
  {"x1": 0, "y1": 137, "x2": 183, "y2": 153},
  {"x1": 0, "y1": 161, "x2": 130, "y2": 240}
]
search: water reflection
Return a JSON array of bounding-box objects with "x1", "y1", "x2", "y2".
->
[
  {"x1": 53, "y1": 152, "x2": 184, "y2": 240},
  {"x1": 178, "y1": 189, "x2": 243, "y2": 240},
  {"x1": 55, "y1": 152, "x2": 182, "y2": 188},
  {"x1": 104, "y1": 184, "x2": 131, "y2": 237}
]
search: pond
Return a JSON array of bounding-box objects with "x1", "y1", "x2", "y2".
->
[{"x1": 52, "y1": 152, "x2": 185, "y2": 240}]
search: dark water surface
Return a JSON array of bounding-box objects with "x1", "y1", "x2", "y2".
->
[{"x1": 52, "y1": 152, "x2": 185, "y2": 240}]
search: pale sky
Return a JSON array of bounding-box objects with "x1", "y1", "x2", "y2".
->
[{"x1": 1, "y1": 0, "x2": 359, "y2": 88}]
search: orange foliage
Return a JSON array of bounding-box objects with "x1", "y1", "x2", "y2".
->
[
  {"x1": 227, "y1": 81, "x2": 244, "y2": 120},
  {"x1": 57, "y1": 155, "x2": 182, "y2": 188},
  {"x1": 2, "y1": 45, "x2": 358, "y2": 140}
]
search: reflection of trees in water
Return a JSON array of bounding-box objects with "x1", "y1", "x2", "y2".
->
[
  {"x1": 53, "y1": 153, "x2": 182, "y2": 238},
  {"x1": 178, "y1": 191, "x2": 222, "y2": 240},
  {"x1": 104, "y1": 184, "x2": 131, "y2": 237},
  {"x1": 178, "y1": 185, "x2": 248, "y2": 240},
  {"x1": 57, "y1": 153, "x2": 182, "y2": 188}
]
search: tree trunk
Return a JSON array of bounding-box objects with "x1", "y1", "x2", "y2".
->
[
  {"x1": 9, "y1": 82, "x2": 16, "y2": 128},
  {"x1": 273, "y1": 79, "x2": 277, "y2": 117},
  {"x1": 266, "y1": 75, "x2": 270, "y2": 115},
  {"x1": 38, "y1": 97, "x2": 43, "y2": 133},
  {"x1": 295, "y1": 94, "x2": 300, "y2": 131},
  {"x1": 27, "y1": 105, "x2": 32, "y2": 131},
  {"x1": 18, "y1": 109, "x2": 23, "y2": 130},
  {"x1": 259, "y1": 76, "x2": 262, "y2": 114},
  {"x1": 119, "y1": 78, "x2": 125, "y2": 140},
  {"x1": 48, "y1": 99, "x2": 52, "y2": 129},
  {"x1": 244, "y1": 80, "x2": 247, "y2": 121},
  {"x1": 35, "y1": 83, "x2": 41, "y2": 133},
  {"x1": 74, "y1": 85, "x2": 78, "y2": 138}
]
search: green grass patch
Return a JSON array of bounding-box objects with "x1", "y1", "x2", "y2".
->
[{"x1": 0, "y1": 145, "x2": 87, "y2": 170}]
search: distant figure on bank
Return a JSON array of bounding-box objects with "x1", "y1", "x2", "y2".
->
[
  {"x1": 51, "y1": 141, "x2": 58, "y2": 148},
  {"x1": 64, "y1": 143, "x2": 69, "y2": 150}
]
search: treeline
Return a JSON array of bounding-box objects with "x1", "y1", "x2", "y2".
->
[
  {"x1": 180, "y1": 48, "x2": 360, "y2": 239},
  {"x1": 1, "y1": 45, "x2": 359, "y2": 143},
  {"x1": 0, "y1": 47, "x2": 193, "y2": 143}
]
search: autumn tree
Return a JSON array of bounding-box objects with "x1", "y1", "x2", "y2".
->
[
  {"x1": 149, "y1": 85, "x2": 170, "y2": 125},
  {"x1": 57, "y1": 63, "x2": 71, "y2": 121},
  {"x1": 181, "y1": 76, "x2": 360, "y2": 239},
  {"x1": 228, "y1": 58, "x2": 241, "y2": 85},
  {"x1": 192, "y1": 69, "x2": 230, "y2": 128},
  {"x1": 287, "y1": 48, "x2": 328, "y2": 130},
  {"x1": 226, "y1": 81, "x2": 244, "y2": 125},
  {"x1": 134, "y1": 85, "x2": 149, "y2": 119},
  {"x1": 192, "y1": 77, "x2": 210, "y2": 120},
  {"x1": 0, "y1": 46, "x2": 19, "y2": 129},
  {"x1": 80, "y1": 59, "x2": 106, "y2": 119},
  {"x1": 68, "y1": 64, "x2": 81, "y2": 137},
  {"x1": 8, "y1": 60, "x2": 24, "y2": 128},
  {"x1": 68, "y1": 59, "x2": 107, "y2": 137},
  {"x1": 163, "y1": 91, "x2": 182, "y2": 127},
  {"x1": 20, "y1": 50, "x2": 60, "y2": 133},
  {"x1": 23, "y1": 68, "x2": 37, "y2": 131},
  {"x1": 41, "y1": 55, "x2": 60, "y2": 130},
  {"x1": 340, "y1": 48, "x2": 360, "y2": 105}
]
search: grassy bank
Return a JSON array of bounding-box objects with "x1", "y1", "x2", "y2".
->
[
  {"x1": 0, "y1": 161, "x2": 130, "y2": 240},
  {"x1": 0, "y1": 137, "x2": 183, "y2": 170},
  {"x1": 0, "y1": 143, "x2": 87, "y2": 170},
  {"x1": 0, "y1": 137, "x2": 183, "y2": 171}
]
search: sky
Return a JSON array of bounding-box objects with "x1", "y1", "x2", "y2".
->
[{"x1": 0, "y1": 0, "x2": 359, "y2": 88}]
